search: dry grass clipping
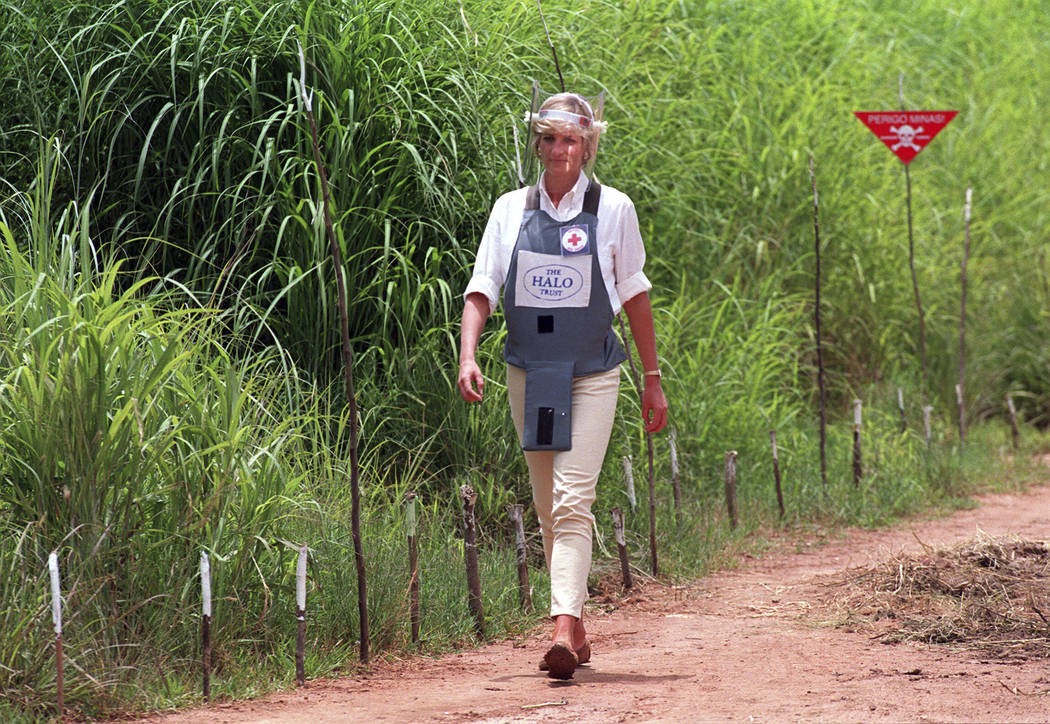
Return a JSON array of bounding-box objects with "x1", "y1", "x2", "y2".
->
[{"x1": 823, "y1": 535, "x2": 1050, "y2": 661}]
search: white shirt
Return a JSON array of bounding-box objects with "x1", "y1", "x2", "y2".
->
[{"x1": 464, "y1": 170, "x2": 652, "y2": 315}]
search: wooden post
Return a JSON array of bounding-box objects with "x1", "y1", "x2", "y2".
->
[
  {"x1": 958, "y1": 185, "x2": 972, "y2": 445},
  {"x1": 459, "y1": 485, "x2": 485, "y2": 637},
  {"x1": 622, "y1": 456, "x2": 637, "y2": 512},
  {"x1": 55, "y1": 634, "x2": 64, "y2": 720},
  {"x1": 922, "y1": 405, "x2": 933, "y2": 444},
  {"x1": 537, "y1": 0, "x2": 566, "y2": 93},
  {"x1": 770, "y1": 430, "x2": 785, "y2": 519},
  {"x1": 810, "y1": 156, "x2": 828, "y2": 488},
  {"x1": 724, "y1": 451, "x2": 738, "y2": 530},
  {"x1": 610, "y1": 507, "x2": 633, "y2": 591},
  {"x1": 405, "y1": 493, "x2": 420, "y2": 643},
  {"x1": 613, "y1": 310, "x2": 655, "y2": 570},
  {"x1": 616, "y1": 315, "x2": 657, "y2": 573},
  {"x1": 295, "y1": 543, "x2": 307, "y2": 686},
  {"x1": 897, "y1": 387, "x2": 907, "y2": 433},
  {"x1": 296, "y1": 42, "x2": 369, "y2": 665},
  {"x1": 852, "y1": 399, "x2": 863, "y2": 486},
  {"x1": 508, "y1": 504, "x2": 532, "y2": 612},
  {"x1": 48, "y1": 552, "x2": 63, "y2": 719},
  {"x1": 200, "y1": 551, "x2": 212, "y2": 703},
  {"x1": 669, "y1": 427, "x2": 682, "y2": 526},
  {"x1": 1007, "y1": 395, "x2": 1020, "y2": 451}
]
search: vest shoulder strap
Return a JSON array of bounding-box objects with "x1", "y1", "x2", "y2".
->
[
  {"x1": 524, "y1": 185, "x2": 540, "y2": 210},
  {"x1": 582, "y1": 181, "x2": 602, "y2": 216},
  {"x1": 525, "y1": 182, "x2": 600, "y2": 214}
]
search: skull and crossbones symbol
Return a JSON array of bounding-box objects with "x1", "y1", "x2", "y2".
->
[{"x1": 890, "y1": 125, "x2": 923, "y2": 152}]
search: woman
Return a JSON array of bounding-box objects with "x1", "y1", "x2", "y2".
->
[{"x1": 457, "y1": 92, "x2": 667, "y2": 679}]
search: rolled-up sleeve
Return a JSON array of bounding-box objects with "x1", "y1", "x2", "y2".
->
[
  {"x1": 463, "y1": 199, "x2": 508, "y2": 315},
  {"x1": 612, "y1": 198, "x2": 652, "y2": 305}
]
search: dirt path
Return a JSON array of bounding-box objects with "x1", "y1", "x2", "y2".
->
[{"x1": 142, "y1": 484, "x2": 1050, "y2": 723}]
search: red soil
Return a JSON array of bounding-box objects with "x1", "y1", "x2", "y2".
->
[{"x1": 134, "y1": 480, "x2": 1050, "y2": 723}]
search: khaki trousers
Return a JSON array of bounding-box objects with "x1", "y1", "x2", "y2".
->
[{"x1": 507, "y1": 364, "x2": 620, "y2": 618}]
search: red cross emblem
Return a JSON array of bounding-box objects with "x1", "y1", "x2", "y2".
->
[{"x1": 560, "y1": 225, "x2": 588, "y2": 254}]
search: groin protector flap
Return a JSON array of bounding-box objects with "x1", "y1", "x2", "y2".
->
[{"x1": 522, "y1": 360, "x2": 573, "y2": 451}]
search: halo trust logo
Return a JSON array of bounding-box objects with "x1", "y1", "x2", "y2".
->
[{"x1": 523, "y1": 263, "x2": 585, "y2": 302}]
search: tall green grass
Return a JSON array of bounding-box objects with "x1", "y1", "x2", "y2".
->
[
  {"x1": 0, "y1": 200, "x2": 539, "y2": 717},
  {"x1": 2, "y1": 0, "x2": 1050, "y2": 718}
]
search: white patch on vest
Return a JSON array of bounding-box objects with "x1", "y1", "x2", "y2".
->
[
  {"x1": 560, "y1": 224, "x2": 589, "y2": 255},
  {"x1": 514, "y1": 250, "x2": 591, "y2": 308}
]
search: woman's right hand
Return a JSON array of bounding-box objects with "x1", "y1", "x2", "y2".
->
[
  {"x1": 458, "y1": 293, "x2": 490, "y2": 403},
  {"x1": 458, "y1": 358, "x2": 485, "y2": 402}
]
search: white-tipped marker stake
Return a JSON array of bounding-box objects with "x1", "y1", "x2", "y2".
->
[
  {"x1": 610, "y1": 507, "x2": 633, "y2": 590},
  {"x1": 724, "y1": 451, "x2": 739, "y2": 530},
  {"x1": 49, "y1": 552, "x2": 64, "y2": 717},
  {"x1": 897, "y1": 387, "x2": 907, "y2": 432},
  {"x1": 508, "y1": 504, "x2": 532, "y2": 612},
  {"x1": 958, "y1": 185, "x2": 972, "y2": 445},
  {"x1": 296, "y1": 545, "x2": 307, "y2": 614},
  {"x1": 405, "y1": 493, "x2": 421, "y2": 642},
  {"x1": 1006, "y1": 395, "x2": 1020, "y2": 450},
  {"x1": 622, "y1": 456, "x2": 637, "y2": 512},
  {"x1": 296, "y1": 543, "x2": 307, "y2": 685},
  {"x1": 811, "y1": 156, "x2": 829, "y2": 488},
  {"x1": 49, "y1": 552, "x2": 62, "y2": 635},
  {"x1": 669, "y1": 427, "x2": 682, "y2": 524},
  {"x1": 200, "y1": 552, "x2": 212, "y2": 702}
]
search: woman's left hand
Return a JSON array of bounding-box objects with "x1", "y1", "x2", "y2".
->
[
  {"x1": 621, "y1": 292, "x2": 669, "y2": 434},
  {"x1": 641, "y1": 377, "x2": 668, "y2": 433}
]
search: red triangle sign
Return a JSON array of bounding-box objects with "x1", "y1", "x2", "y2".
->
[{"x1": 854, "y1": 110, "x2": 958, "y2": 165}]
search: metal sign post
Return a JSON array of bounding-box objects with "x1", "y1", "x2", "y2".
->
[{"x1": 854, "y1": 102, "x2": 958, "y2": 398}]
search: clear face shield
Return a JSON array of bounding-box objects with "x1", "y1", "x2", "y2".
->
[{"x1": 518, "y1": 81, "x2": 606, "y2": 186}]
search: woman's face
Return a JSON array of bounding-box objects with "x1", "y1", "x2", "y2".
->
[{"x1": 538, "y1": 129, "x2": 586, "y2": 179}]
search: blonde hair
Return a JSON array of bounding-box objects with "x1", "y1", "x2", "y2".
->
[{"x1": 528, "y1": 92, "x2": 606, "y2": 160}]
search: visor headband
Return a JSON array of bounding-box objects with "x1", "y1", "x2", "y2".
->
[
  {"x1": 538, "y1": 109, "x2": 592, "y2": 127},
  {"x1": 524, "y1": 109, "x2": 608, "y2": 133}
]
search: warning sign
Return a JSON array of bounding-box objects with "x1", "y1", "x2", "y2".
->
[{"x1": 854, "y1": 110, "x2": 958, "y2": 165}]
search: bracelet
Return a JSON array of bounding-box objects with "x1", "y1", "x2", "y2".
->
[{"x1": 643, "y1": 370, "x2": 661, "y2": 378}]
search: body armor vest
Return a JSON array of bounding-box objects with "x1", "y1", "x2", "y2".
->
[{"x1": 503, "y1": 182, "x2": 627, "y2": 450}]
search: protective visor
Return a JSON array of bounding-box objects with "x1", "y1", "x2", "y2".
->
[{"x1": 520, "y1": 82, "x2": 606, "y2": 184}]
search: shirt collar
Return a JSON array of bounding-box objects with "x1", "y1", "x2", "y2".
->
[{"x1": 538, "y1": 170, "x2": 590, "y2": 218}]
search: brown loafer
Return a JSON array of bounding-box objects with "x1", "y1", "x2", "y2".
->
[
  {"x1": 539, "y1": 640, "x2": 591, "y2": 671},
  {"x1": 543, "y1": 642, "x2": 578, "y2": 680}
]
